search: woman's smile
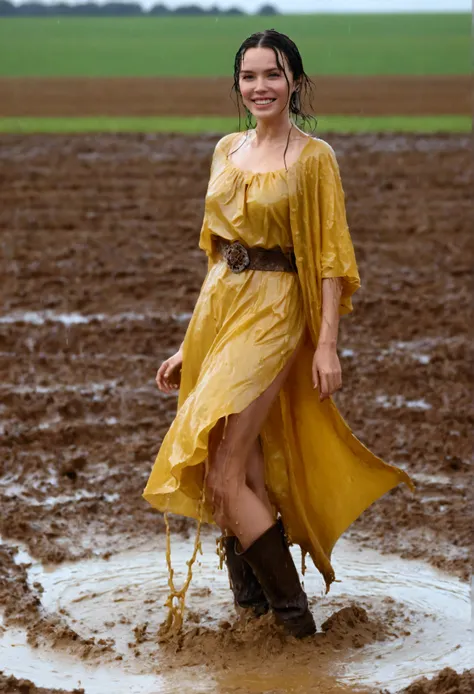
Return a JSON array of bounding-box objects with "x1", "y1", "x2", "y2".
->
[{"x1": 252, "y1": 98, "x2": 277, "y2": 107}]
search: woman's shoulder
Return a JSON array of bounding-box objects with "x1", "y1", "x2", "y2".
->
[
  {"x1": 214, "y1": 132, "x2": 241, "y2": 155},
  {"x1": 295, "y1": 136, "x2": 341, "y2": 182},
  {"x1": 300, "y1": 135, "x2": 337, "y2": 162}
]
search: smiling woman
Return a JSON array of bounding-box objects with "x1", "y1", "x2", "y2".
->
[
  {"x1": 143, "y1": 28, "x2": 414, "y2": 642},
  {"x1": 230, "y1": 30, "x2": 317, "y2": 146}
]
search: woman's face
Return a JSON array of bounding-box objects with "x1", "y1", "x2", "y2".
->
[{"x1": 238, "y1": 47, "x2": 295, "y2": 121}]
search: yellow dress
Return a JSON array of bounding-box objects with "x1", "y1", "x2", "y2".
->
[{"x1": 143, "y1": 133, "x2": 413, "y2": 592}]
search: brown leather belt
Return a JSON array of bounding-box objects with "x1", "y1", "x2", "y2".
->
[{"x1": 212, "y1": 235, "x2": 297, "y2": 274}]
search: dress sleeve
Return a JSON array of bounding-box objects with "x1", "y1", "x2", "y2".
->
[
  {"x1": 317, "y1": 144, "x2": 361, "y2": 315},
  {"x1": 198, "y1": 135, "x2": 231, "y2": 263}
]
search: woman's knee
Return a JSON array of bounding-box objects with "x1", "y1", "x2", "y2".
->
[{"x1": 206, "y1": 459, "x2": 244, "y2": 510}]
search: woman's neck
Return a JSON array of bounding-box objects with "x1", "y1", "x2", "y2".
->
[{"x1": 253, "y1": 119, "x2": 294, "y2": 146}]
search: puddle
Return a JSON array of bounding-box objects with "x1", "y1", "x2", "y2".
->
[
  {"x1": 1, "y1": 534, "x2": 470, "y2": 693},
  {"x1": 0, "y1": 483, "x2": 120, "y2": 508},
  {"x1": 375, "y1": 336, "x2": 465, "y2": 365},
  {"x1": 410, "y1": 471, "x2": 465, "y2": 488},
  {"x1": 0, "y1": 380, "x2": 118, "y2": 395},
  {"x1": 375, "y1": 394, "x2": 432, "y2": 411},
  {"x1": 0, "y1": 310, "x2": 192, "y2": 326},
  {"x1": 0, "y1": 380, "x2": 174, "y2": 400},
  {"x1": 0, "y1": 626, "x2": 210, "y2": 694}
]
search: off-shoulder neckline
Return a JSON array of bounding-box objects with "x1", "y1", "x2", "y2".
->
[{"x1": 224, "y1": 132, "x2": 315, "y2": 177}]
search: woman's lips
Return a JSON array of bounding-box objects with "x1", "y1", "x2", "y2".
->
[{"x1": 252, "y1": 98, "x2": 276, "y2": 107}]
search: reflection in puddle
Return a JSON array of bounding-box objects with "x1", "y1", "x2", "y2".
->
[{"x1": 0, "y1": 534, "x2": 470, "y2": 693}]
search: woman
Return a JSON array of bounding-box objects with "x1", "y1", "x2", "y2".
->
[{"x1": 143, "y1": 29, "x2": 413, "y2": 639}]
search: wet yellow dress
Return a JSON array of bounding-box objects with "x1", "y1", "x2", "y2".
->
[{"x1": 143, "y1": 133, "x2": 413, "y2": 592}]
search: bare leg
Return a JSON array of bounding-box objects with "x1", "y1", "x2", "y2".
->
[
  {"x1": 245, "y1": 436, "x2": 273, "y2": 519},
  {"x1": 207, "y1": 418, "x2": 227, "y2": 533},
  {"x1": 206, "y1": 339, "x2": 302, "y2": 550},
  {"x1": 221, "y1": 437, "x2": 273, "y2": 537}
]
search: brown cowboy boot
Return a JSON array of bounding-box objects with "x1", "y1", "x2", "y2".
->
[
  {"x1": 237, "y1": 519, "x2": 316, "y2": 638},
  {"x1": 223, "y1": 535, "x2": 269, "y2": 617}
]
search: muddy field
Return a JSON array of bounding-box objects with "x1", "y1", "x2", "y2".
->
[
  {"x1": 0, "y1": 132, "x2": 471, "y2": 693},
  {"x1": 0, "y1": 76, "x2": 470, "y2": 117}
]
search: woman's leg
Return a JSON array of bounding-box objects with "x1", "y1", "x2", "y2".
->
[
  {"x1": 206, "y1": 341, "x2": 301, "y2": 550},
  {"x1": 245, "y1": 436, "x2": 273, "y2": 519},
  {"x1": 219, "y1": 436, "x2": 273, "y2": 616},
  {"x1": 209, "y1": 434, "x2": 273, "y2": 534},
  {"x1": 206, "y1": 337, "x2": 315, "y2": 637}
]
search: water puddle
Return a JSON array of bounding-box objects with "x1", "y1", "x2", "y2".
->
[
  {"x1": 0, "y1": 380, "x2": 118, "y2": 395},
  {"x1": 410, "y1": 471, "x2": 465, "y2": 488},
  {"x1": 375, "y1": 394, "x2": 432, "y2": 411},
  {"x1": 1, "y1": 626, "x2": 206, "y2": 694},
  {"x1": 0, "y1": 482, "x2": 120, "y2": 508},
  {"x1": 0, "y1": 380, "x2": 174, "y2": 400},
  {"x1": 375, "y1": 336, "x2": 464, "y2": 366},
  {"x1": 0, "y1": 310, "x2": 192, "y2": 326},
  {"x1": 1, "y1": 534, "x2": 470, "y2": 693}
]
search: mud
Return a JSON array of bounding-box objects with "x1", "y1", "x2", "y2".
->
[
  {"x1": 0, "y1": 673, "x2": 84, "y2": 694},
  {"x1": 0, "y1": 132, "x2": 471, "y2": 692},
  {"x1": 0, "y1": 76, "x2": 470, "y2": 118},
  {"x1": 399, "y1": 668, "x2": 474, "y2": 694},
  {"x1": 1, "y1": 534, "x2": 471, "y2": 693}
]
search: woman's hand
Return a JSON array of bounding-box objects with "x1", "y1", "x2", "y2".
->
[
  {"x1": 156, "y1": 348, "x2": 183, "y2": 394},
  {"x1": 312, "y1": 343, "x2": 342, "y2": 401}
]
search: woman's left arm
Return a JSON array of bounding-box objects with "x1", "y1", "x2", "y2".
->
[{"x1": 312, "y1": 277, "x2": 343, "y2": 401}]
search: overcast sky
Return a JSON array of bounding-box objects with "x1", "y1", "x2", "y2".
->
[{"x1": 136, "y1": 1, "x2": 470, "y2": 10}]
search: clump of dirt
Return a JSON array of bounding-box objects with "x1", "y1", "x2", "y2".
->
[
  {"x1": 0, "y1": 673, "x2": 84, "y2": 694},
  {"x1": 321, "y1": 603, "x2": 395, "y2": 649},
  {"x1": 399, "y1": 667, "x2": 474, "y2": 694}
]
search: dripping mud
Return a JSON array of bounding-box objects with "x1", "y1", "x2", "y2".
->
[{"x1": 0, "y1": 133, "x2": 471, "y2": 693}]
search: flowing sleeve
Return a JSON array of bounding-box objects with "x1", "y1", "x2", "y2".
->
[
  {"x1": 198, "y1": 133, "x2": 235, "y2": 267},
  {"x1": 289, "y1": 139, "x2": 361, "y2": 349},
  {"x1": 317, "y1": 144, "x2": 360, "y2": 315}
]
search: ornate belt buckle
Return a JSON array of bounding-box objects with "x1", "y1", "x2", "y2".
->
[{"x1": 224, "y1": 241, "x2": 250, "y2": 274}]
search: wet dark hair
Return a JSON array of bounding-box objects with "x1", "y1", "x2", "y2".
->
[{"x1": 231, "y1": 29, "x2": 317, "y2": 135}]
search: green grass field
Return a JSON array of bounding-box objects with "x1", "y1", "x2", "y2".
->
[
  {"x1": 0, "y1": 116, "x2": 470, "y2": 134},
  {"x1": 0, "y1": 14, "x2": 470, "y2": 77}
]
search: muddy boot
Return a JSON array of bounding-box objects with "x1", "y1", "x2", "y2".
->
[
  {"x1": 238, "y1": 519, "x2": 316, "y2": 638},
  {"x1": 223, "y1": 535, "x2": 269, "y2": 617}
]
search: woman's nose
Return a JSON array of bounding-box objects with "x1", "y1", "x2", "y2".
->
[{"x1": 254, "y1": 77, "x2": 268, "y2": 93}]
